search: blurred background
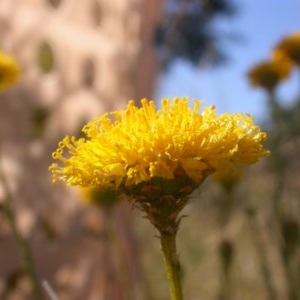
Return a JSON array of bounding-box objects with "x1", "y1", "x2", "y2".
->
[{"x1": 0, "y1": 0, "x2": 299, "y2": 299}]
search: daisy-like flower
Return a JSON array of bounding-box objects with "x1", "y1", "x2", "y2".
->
[
  {"x1": 50, "y1": 97, "x2": 269, "y2": 300},
  {"x1": 247, "y1": 59, "x2": 291, "y2": 92},
  {"x1": 273, "y1": 31, "x2": 300, "y2": 66},
  {"x1": 0, "y1": 51, "x2": 20, "y2": 92}
]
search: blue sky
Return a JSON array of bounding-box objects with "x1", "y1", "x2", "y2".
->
[{"x1": 155, "y1": 0, "x2": 300, "y2": 122}]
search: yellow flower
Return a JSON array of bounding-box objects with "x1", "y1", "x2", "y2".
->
[
  {"x1": 50, "y1": 98, "x2": 269, "y2": 233},
  {"x1": 247, "y1": 58, "x2": 291, "y2": 92},
  {"x1": 50, "y1": 98, "x2": 269, "y2": 190},
  {"x1": 80, "y1": 187, "x2": 120, "y2": 208},
  {"x1": 274, "y1": 31, "x2": 300, "y2": 66},
  {"x1": 213, "y1": 162, "x2": 242, "y2": 193},
  {"x1": 0, "y1": 51, "x2": 20, "y2": 92}
]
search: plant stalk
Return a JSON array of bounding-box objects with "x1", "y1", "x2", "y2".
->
[
  {"x1": 160, "y1": 231, "x2": 183, "y2": 300},
  {"x1": 0, "y1": 169, "x2": 43, "y2": 300}
]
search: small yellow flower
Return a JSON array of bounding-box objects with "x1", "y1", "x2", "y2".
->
[
  {"x1": 80, "y1": 187, "x2": 120, "y2": 208},
  {"x1": 0, "y1": 51, "x2": 20, "y2": 92},
  {"x1": 247, "y1": 58, "x2": 291, "y2": 92},
  {"x1": 213, "y1": 162, "x2": 242, "y2": 193},
  {"x1": 274, "y1": 31, "x2": 300, "y2": 66},
  {"x1": 50, "y1": 98, "x2": 269, "y2": 233},
  {"x1": 50, "y1": 98, "x2": 269, "y2": 189},
  {"x1": 49, "y1": 98, "x2": 269, "y2": 297}
]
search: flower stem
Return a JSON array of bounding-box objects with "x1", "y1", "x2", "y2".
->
[
  {"x1": 0, "y1": 169, "x2": 43, "y2": 300},
  {"x1": 246, "y1": 208, "x2": 278, "y2": 300},
  {"x1": 159, "y1": 231, "x2": 183, "y2": 300}
]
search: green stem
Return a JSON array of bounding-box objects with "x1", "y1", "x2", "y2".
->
[
  {"x1": 267, "y1": 91, "x2": 298, "y2": 300},
  {"x1": 0, "y1": 169, "x2": 43, "y2": 300},
  {"x1": 105, "y1": 208, "x2": 132, "y2": 300},
  {"x1": 160, "y1": 231, "x2": 183, "y2": 300},
  {"x1": 246, "y1": 208, "x2": 278, "y2": 300}
]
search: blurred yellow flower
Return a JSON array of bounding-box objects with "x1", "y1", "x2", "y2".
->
[
  {"x1": 213, "y1": 162, "x2": 242, "y2": 193},
  {"x1": 80, "y1": 187, "x2": 120, "y2": 208},
  {"x1": 247, "y1": 59, "x2": 291, "y2": 92},
  {"x1": 50, "y1": 98, "x2": 269, "y2": 195},
  {"x1": 274, "y1": 31, "x2": 300, "y2": 66},
  {"x1": 0, "y1": 51, "x2": 20, "y2": 92}
]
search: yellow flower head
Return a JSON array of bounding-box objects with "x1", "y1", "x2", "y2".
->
[
  {"x1": 50, "y1": 98, "x2": 269, "y2": 192},
  {"x1": 213, "y1": 162, "x2": 242, "y2": 193},
  {"x1": 50, "y1": 98, "x2": 269, "y2": 233},
  {"x1": 80, "y1": 187, "x2": 120, "y2": 208},
  {"x1": 274, "y1": 31, "x2": 300, "y2": 66},
  {"x1": 0, "y1": 51, "x2": 20, "y2": 92},
  {"x1": 247, "y1": 58, "x2": 291, "y2": 92}
]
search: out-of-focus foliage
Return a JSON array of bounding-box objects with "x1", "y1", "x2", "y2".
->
[
  {"x1": 245, "y1": 31, "x2": 300, "y2": 300},
  {"x1": 155, "y1": 0, "x2": 237, "y2": 67},
  {"x1": 36, "y1": 41, "x2": 55, "y2": 74}
]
